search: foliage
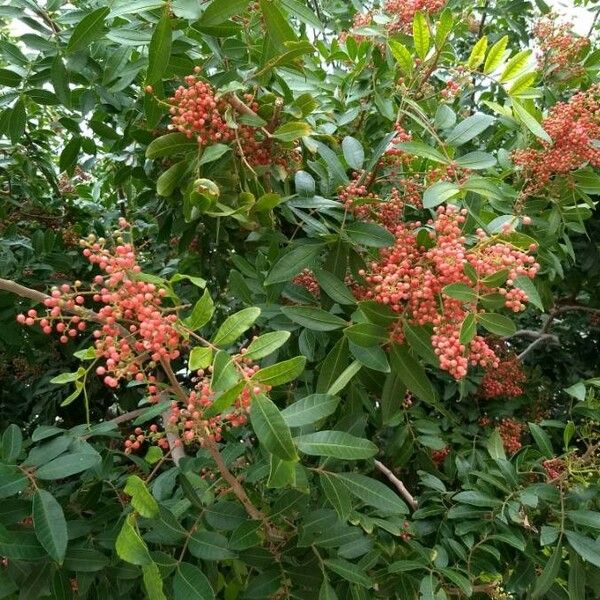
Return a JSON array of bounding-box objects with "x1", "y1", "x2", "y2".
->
[{"x1": 0, "y1": 0, "x2": 600, "y2": 598}]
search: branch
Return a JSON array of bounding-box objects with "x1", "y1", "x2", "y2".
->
[
  {"x1": 226, "y1": 93, "x2": 261, "y2": 119},
  {"x1": 555, "y1": 304, "x2": 600, "y2": 316},
  {"x1": 374, "y1": 459, "x2": 418, "y2": 511},
  {"x1": 517, "y1": 334, "x2": 558, "y2": 361},
  {"x1": 506, "y1": 329, "x2": 559, "y2": 342}
]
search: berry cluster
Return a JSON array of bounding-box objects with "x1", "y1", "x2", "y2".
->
[
  {"x1": 533, "y1": 15, "x2": 588, "y2": 80},
  {"x1": 292, "y1": 269, "x2": 320, "y2": 297},
  {"x1": 123, "y1": 424, "x2": 168, "y2": 454},
  {"x1": 17, "y1": 219, "x2": 182, "y2": 389},
  {"x1": 168, "y1": 75, "x2": 234, "y2": 147},
  {"x1": 513, "y1": 84, "x2": 600, "y2": 192},
  {"x1": 384, "y1": 0, "x2": 446, "y2": 33},
  {"x1": 357, "y1": 205, "x2": 538, "y2": 378},
  {"x1": 497, "y1": 418, "x2": 524, "y2": 454},
  {"x1": 431, "y1": 446, "x2": 449, "y2": 465},
  {"x1": 543, "y1": 457, "x2": 566, "y2": 482},
  {"x1": 480, "y1": 349, "x2": 526, "y2": 399},
  {"x1": 168, "y1": 358, "x2": 266, "y2": 445}
]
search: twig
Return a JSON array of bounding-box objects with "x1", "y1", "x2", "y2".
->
[
  {"x1": 517, "y1": 334, "x2": 558, "y2": 361},
  {"x1": 587, "y1": 8, "x2": 600, "y2": 38},
  {"x1": 374, "y1": 459, "x2": 418, "y2": 511}
]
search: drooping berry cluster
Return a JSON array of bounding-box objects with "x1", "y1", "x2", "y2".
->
[
  {"x1": 123, "y1": 424, "x2": 169, "y2": 454},
  {"x1": 513, "y1": 84, "x2": 600, "y2": 192},
  {"x1": 497, "y1": 418, "x2": 524, "y2": 454},
  {"x1": 357, "y1": 205, "x2": 538, "y2": 378},
  {"x1": 384, "y1": 0, "x2": 446, "y2": 33},
  {"x1": 17, "y1": 219, "x2": 182, "y2": 389},
  {"x1": 533, "y1": 15, "x2": 589, "y2": 80}
]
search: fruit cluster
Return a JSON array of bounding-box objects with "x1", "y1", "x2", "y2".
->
[
  {"x1": 292, "y1": 269, "x2": 320, "y2": 297},
  {"x1": 480, "y1": 352, "x2": 526, "y2": 399},
  {"x1": 384, "y1": 0, "x2": 447, "y2": 33},
  {"x1": 513, "y1": 84, "x2": 600, "y2": 192},
  {"x1": 357, "y1": 205, "x2": 538, "y2": 378},
  {"x1": 168, "y1": 75, "x2": 234, "y2": 147},
  {"x1": 431, "y1": 446, "x2": 449, "y2": 465},
  {"x1": 497, "y1": 418, "x2": 524, "y2": 454},
  {"x1": 542, "y1": 457, "x2": 566, "y2": 482},
  {"x1": 17, "y1": 219, "x2": 182, "y2": 388},
  {"x1": 168, "y1": 359, "x2": 266, "y2": 444},
  {"x1": 533, "y1": 15, "x2": 588, "y2": 80}
]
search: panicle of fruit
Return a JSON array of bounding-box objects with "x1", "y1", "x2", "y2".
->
[{"x1": 357, "y1": 205, "x2": 539, "y2": 379}]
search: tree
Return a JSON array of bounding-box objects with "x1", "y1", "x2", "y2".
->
[{"x1": 0, "y1": 0, "x2": 599, "y2": 598}]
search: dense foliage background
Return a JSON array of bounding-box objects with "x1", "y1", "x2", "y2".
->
[{"x1": 0, "y1": 0, "x2": 599, "y2": 598}]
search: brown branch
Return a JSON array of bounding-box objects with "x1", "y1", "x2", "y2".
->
[
  {"x1": 374, "y1": 459, "x2": 418, "y2": 511},
  {"x1": 517, "y1": 334, "x2": 558, "y2": 361},
  {"x1": 226, "y1": 93, "x2": 261, "y2": 119}
]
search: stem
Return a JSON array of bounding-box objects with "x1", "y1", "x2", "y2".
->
[{"x1": 374, "y1": 459, "x2": 418, "y2": 511}]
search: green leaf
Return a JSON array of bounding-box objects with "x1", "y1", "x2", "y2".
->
[
  {"x1": 265, "y1": 242, "x2": 325, "y2": 285},
  {"x1": 390, "y1": 344, "x2": 438, "y2": 406},
  {"x1": 59, "y1": 137, "x2": 81, "y2": 174},
  {"x1": 146, "y1": 133, "x2": 198, "y2": 159},
  {"x1": 0, "y1": 68, "x2": 21, "y2": 87},
  {"x1": 229, "y1": 521, "x2": 261, "y2": 551},
  {"x1": 32, "y1": 489, "x2": 68, "y2": 563},
  {"x1": 189, "y1": 347, "x2": 213, "y2": 371},
  {"x1": 2, "y1": 424, "x2": 22, "y2": 463},
  {"x1": 315, "y1": 140, "x2": 349, "y2": 186},
  {"x1": 568, "y1": 549, "x2": 586, "y2": 600},
  {"x1": 532, "y1": 542, "x2": 562, "y2": 597},
  {"x1": 36, "y1": 453, "x2": 100, "y2": 480},
  {"x1": 281, "y1": 394, "x2": 339, "y2": 427},
  {"x1": 189, "y1": 531, "x2": 235, "y2": 560},
  {"x1": 319, "y1": 580, "x2": 339, "y2": 600},
  {"x1": 389, "y1": 40, "x2": 413, "y2": 75},
  {"x1": 514, "y1": 276, "x2": 543, "y2": 311},
  {"x1": 455, "y1": 151, "x2": 496, "y2": 170},
  {"x1": 281, "y1": 306, "x2": 347, "y2": 331},
  {"x1": 245, "y1": 331, "x2": 290, "y2": 360},
  {"x1": 146, "y1": 11, "x2": 171, "y2": 84},
  {"x1": 403, "y1": 323, "x2": 438, "y2": 366},
  {"x1": 8, "y1": 98, "x2": 25, "y2": 143},
  {"x1": 412, "y1": 11, "x2": 430, "y2": 60},
  {"x1": 333, "y1": 472, "x2": 408, "y2": 513},
  {"x1": 327, "y1": 360, "x2": 362, "y2": 395},
  {"x1": 484, "y1": 35, "x2": 508, "y2": 74},
  {"x1": 350, "y1": 342, "x2": 390, "y2": 372},
  {"x1": 252, "y1": 356, "x2": 306, "y2": 387},
  {"x1": 345, "y1": 323, "x2": 387, "y2": 347},
  {"x1": 459, "y1": 313, "x2": 477, "y2": 345},
  {"x1": 250, "y1": 394, "x2": 298, "y2": 461},
  {"x1": 341, "y1": 136, "x2": 364, "y2": 170},
  {"x1": 199, "y1": 143, "x2": 230, "y2": 165},
  {"x1": 528, "y1": 423, "x2": 553, "y2": 458},
  {"x1": 345, "y1": 221, "x2": 395, "y2": 248},
  {"x1": 67, "y1": 7, "x2": 109, "y2": 54},
  {"x1": 116, "y1": 514, "x2": 151, "y2": 565},
  {"x1": 0, "y1": 465, "x2": 27, "y2": 498},
  {"x1": 466, "y1": 36, "x2": 488, "y2": 69},
  {"x1": 124, "y1": 475, "x2": 159, "y2": 518},
  {"x1": 324, "y1": 558, "x2": 372, "y2": 588},
  {"x1": 440, "y1": 569, "x2": 472, "y2": 597},
  {"x1": 272, "y1": 121, "x2": 311, "y2": 142},
  {"x1": 142, "y1": 561, "x2": 167, "y2": 600},
  {"x1": 259, "y1": 0, "x2": 296, "y2": 52},
  {"x1": 396, "y1": 141, "x2": 448, "y2": 163},
  {"x1": 566, "y1": 510, "x2": 600, "y2": 529},
  {"x1": 423, "y1": 181, "x2": 460, "y2": 208},
  {"x1": 212, "y1": 307, "x2": 260, "y2": 347},
  {"x1": 295, "y1": 170, "x2": 316, "y2": 197},
  {"x1": 295, "y1": 431, "x2": 377, "y2": 459},
  {"x1": 446, "y1": 114, "x2": 495, "y2": 146},
  {"x1": 499, "y1": 49, "x2": 532, "y2": 82},
  {"x1": 486, "y1": 430, "x2": 507, "y2": 460},
  {"x1": 477, "y1": 313, "x2": 516, "y2": 336},
  {"x1": 566, "y1": 531, "x2": 600, "y2": 567},
  {"x1": 313, "y1": 269, "x2": 357, "y2": 305},
  {"x1": 156, "y1": 160, "x2": 187, "y2": 196},
  {"x1": 186, "y1": 289, "x2": 215, "y2": 330},
  {"x1": 443, "y1": 283, "x2": 477, "y2": 302},
  {"x1": 198, "y1": 0, "x2": 250, "y2": 26},
  {"x1": 51, "y1": 56, "x2": 70, "y2": 106},
  {"x1": 319, "y1": 473, "x2": 352, "y2": 520},
  {"x1": 454, "y1": 490, "x2": 502, "y2": 508},
  {"x1": 512, "y1": 100, "x2": 551, "y2": 143}
]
